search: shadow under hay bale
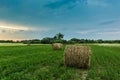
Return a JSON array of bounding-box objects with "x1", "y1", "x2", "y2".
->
[
  {"x1": 52, "y1": 43, "x2": 63, "y2": 50},
  {"x1": 64, "y1": 45, "x2": 92, "y2": 69}
]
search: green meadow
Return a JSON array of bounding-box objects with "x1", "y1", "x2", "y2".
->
[{"x1": 0, "y1": 44, "x2": 120, "y2": 80}]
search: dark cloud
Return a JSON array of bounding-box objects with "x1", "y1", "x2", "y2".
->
[
  {"x1": 44, "y1": 0, "x2": 87, "y2": 9},
  {"x1": 19, "y1": 30, "x2": 25, "y2": 32},
  {"x1": 0, "y1": 0, "x2": 22, "y2": 9},
  {"x1": 99, "y1": 20, "x2": 117, "y2": 25},
  {"x1": 2, "y1": 30, "x2": 6, "y2": 33}
]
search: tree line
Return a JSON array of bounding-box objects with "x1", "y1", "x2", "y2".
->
[{"x1": 0, "y1": 33, "x2": 120, "y2": 44}]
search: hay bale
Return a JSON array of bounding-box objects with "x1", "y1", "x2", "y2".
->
[
  {"x1": 64, "y1": 45, "x2": 92, "y2": 68},
  {"x1": 52, "y1": 43, "x2": 63, "y2": 50},
  {"x1": 27, "y1": 44, "x2": 31, "y2": 46}
]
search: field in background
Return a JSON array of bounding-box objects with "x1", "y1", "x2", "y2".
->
[
  {"x1": 0, "y1": 43, "x2": 50, "y2": 46},
  {"x1": 0, "y1": 44, "x2": 120, "y2": 80},
  {"x1": 0, "y1": 43, "x2": 25, "y2": 46}
]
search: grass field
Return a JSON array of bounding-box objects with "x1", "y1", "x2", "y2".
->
[{"x1": 0, "y1": 44, "x2": 120, "y2": 80}]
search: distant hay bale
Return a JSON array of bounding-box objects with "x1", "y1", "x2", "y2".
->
[
  {"x1": 64, "y1": 45, "x2": 92, "y2": 68},
  {"x1": 52, "y1": 43, "x2": 63, "y2": 50},
  {"x1": 27, "y1": 44, "x2": 31, "y2": 46}
]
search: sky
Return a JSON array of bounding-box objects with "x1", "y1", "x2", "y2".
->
[{"x1": 0, "y1": 0, "x2": 120, "y2": 40}]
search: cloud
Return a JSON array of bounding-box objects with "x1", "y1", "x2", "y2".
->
[
  {"x1": 0, "y1": 21, "x2": 50, "y2": 34},
  {"x1": 0, "y1": 26, "x2": 29, "y2": 31},
  {"x1": 76, "y1": 30, "x2": 96, "y2": 34},
  {"x1": 86, "y1": 0, "x2": 109, "y2": 7},
  {"x1": 99, "y1": 20, "x2": 117, "y2": 25},
  {"x1": 76, "y1": 28, "x2": 120, "y2": 35},
  {"x1": 0, "y1": 21, "x2": 51, "y2": 40},
  {"x1": 98, "y1": 31, "x2": 120, "y2": 35},
  {"x1": 0, "y1": 24, "x2": 32, "y2": 34},
  {"x1": 44, "y1": 0, "x2": 87, "y2": 9}
]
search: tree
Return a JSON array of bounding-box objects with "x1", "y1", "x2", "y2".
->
[
  {"x1": 54, "y1": 33, "x2": 64, "y2": 40},
  {"x1": 41, "y1": 37, "x2": 54, "y2": 44},
  {"x1": 70, "y1": 38, "x2": 80, "y2": 43}
]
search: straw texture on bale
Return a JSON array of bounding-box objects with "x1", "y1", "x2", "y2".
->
[
  {"x1": 52, "y1": 43, "x2": 63, "y2": 50},
  {"x1": 64, "y1": 45, "x2": 92, "y2": 68}
]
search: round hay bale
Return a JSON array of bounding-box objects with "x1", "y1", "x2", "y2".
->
[
  {"x1": 64, "y1": 45, "x2": 92, "y2": 68},
  {"x1": 27, "y1": 44, "x2": 31, "y2": 46},
  {"x1": 52, "y1": 43, "x2": 63, "y2": 50}
]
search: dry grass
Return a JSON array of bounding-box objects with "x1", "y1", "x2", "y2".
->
[{"x1": 64, "y1": 45, "x2": 92, "y2": 69}]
